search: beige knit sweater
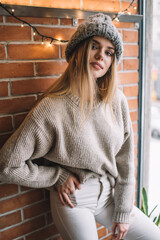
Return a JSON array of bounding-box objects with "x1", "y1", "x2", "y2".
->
[{"x1": 0, "y1": 89, "x2": 135, "y2": 223}]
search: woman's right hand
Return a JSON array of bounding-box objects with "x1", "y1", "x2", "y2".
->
[{"x1": 56, "y1": 174, "x2": 81, "y2": 208}]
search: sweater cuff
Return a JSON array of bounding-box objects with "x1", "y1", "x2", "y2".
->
[
  {"x1": 113, "y1": 211, "x2": 130, "y2": 224},
  {"x1": 55, "y1": 168, "x2": 70, "y2": 187}
]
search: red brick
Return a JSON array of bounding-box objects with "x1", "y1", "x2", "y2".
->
[
  {"x1": 83, "y1": 0, "x2": 120, "y2": 12},
  {"x1": 118, "y1": 72, "x2": 139, "y2": 85},
  {"x1": 98, "y1": 227, "x2": 107, "y2": 238},
  {"x1": 14, "y1": 113, "x2": 28, "y2": 129},
  {"x1": 61, "y1": 45, "x2": 67, "y2": 59},
  {"x1": 123, "y1": 59, "x2": 139, "y2": 70},
  {"x1": 96, "y1": 222, "x2": 102, "y2": 228},
  {"x1": 26, "y1": 224, "x2": 59, "y2": 240},
  {"x1": 0, "y1": 184, "x2": 18, "y2": 198},
  {"x1": 34, "y1": 27, "x2": 75, "y2": 42},
  {"x1": 0, "y1": 82, "x2": 8, "y2": 97},
  {"x1": 46, "y1": 212, "x2": 53, "y2": 224},
  {"x1": 134, "y1": 162, "x2": 138, "y2": 175},
  {"x1": 134, "y1": 147, "x2": 138, "y2": 160},
  {"x1": 0, "y1": 216, "x2": 45, "y2": 240},
  {"x1": 0, "y1": 26, "x2": 31, "y2": 41},
  {"x1": 0, "y1": 16, "x2": 3, "y2": 22},
  {"x1": 134, "y1": 133, "x2": 138, "y2": 145},
  {"x1": 130, "y1": 111, "x2": 138, "y2": 122},
  {"x1": 23, "y1": 200, "x2": 50, "y2": 219},
  {"x1": 122, "y1": 2, "x2": 138, "y2": 14},
  {"x1": 128, "y1": 98, "x2": 138, "y2": 110},
  {"x1": 20, "y1": 185, "x2": 33, "y2": 192},
  {"x1": 78, "y1": 19, "x2": 86, "y2": 25},
  {"x1": 6, "y1": 16, "x2": 58, "y2": 25},
  {"x1": 0, "y1": 44, "x2": 6, "y2": 59},
  {"x1": 102, "y1": 235, "x2": 113, "y2": 240},
  {"x1": 61, "y1": 18, "x2": 72, "y2": 25},
  {"x1": 45, "y1": 189, "x2": 50, "y2": 199},
  {"x1": 0, "y1": 116, "x2": 12, "y2": 132},
  {"x1": 0, "y1": 189, "x2": 44, "y2": 214},
  {"x1": 8, "y1": 44, "x2": 59, "y2": 60},
  {"x1": 123, "y1": 30, "x2": 139, "y2": 43},
  {"x1": 132, "y1": 122, "x2": 138, "y2": 133},
  {"x1": 0, "y1": 96, "x2": 36, "y2": 114},
  {"x1": 117, "y1": 61, "x2": 122, "y2": 71},
  {"x1": 123, "y1": 45, "x2": 139, "y2": 57},
  {"x1": 31, "y1": 0, "x2": 80, "y2": 8},
  {"x1": 114, "y1": 22, "x2": 135, "y2": 29},
  {"x1": 0, "y1": 63, "x2": 34, "y2": 78},
  {"x1": 0, "y1": 211, "x2": 21, "y2": 229},
  {"x1": 0, "y1": 133, "x2": 12, "y2": 148},
  {"x1": 12, "y1": 78, "x2": 57, "y2": 95},
  {"x1": 124, "y1": 85, "x2": 139, "y2": 97},
  {"x1": 1, "y1": 0, "x2": 30, "y2": 4},
  {"x1": 36, "y1": 61, "x2": 68, "y2": 76}
]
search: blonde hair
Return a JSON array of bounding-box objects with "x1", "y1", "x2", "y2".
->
[{"x1": 41, "y1": 37, "x2": 118, "y2": 119}]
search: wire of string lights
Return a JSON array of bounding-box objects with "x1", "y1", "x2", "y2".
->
[
  {"x1": 112, "y1": 0, "x2": 137, "y2": 22},
  {"x1": 0, "y1": 1, "x2": 136, "y2": 45}
]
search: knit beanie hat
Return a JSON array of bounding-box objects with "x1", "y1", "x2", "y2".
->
[{"x1": 65, "y1": 13, "x2": 123, "y2": 63}]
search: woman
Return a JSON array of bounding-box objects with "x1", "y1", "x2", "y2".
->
[{"x1": 0, "y1": 13, "x2": 159, "y2": 240}]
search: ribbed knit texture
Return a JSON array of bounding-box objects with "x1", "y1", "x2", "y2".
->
[{"x1": 0, "y1": 89, "x2": 135, "y2": 223}]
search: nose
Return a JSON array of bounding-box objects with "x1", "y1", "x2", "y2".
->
[{"x1": 95, "y1": 49, "x2": 104, "y2": 60}]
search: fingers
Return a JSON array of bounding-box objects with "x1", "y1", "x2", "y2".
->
[
  {"x1": 58, "y1": 190, "x2": 74, "y2": 208},
  {"x1": 111, "y1": 222, "x2": 129, "y2": 240},
  {"x1": 58, "y1": 191, "x2": 66, "y2": 206},
  {"x1": 116, "y1": 229, "x2": 127, "y2": 240},
  {"x1": 57, "y1": 174, "x2": 81, "y2": 208},
  {"x1": 73, "y1": 176, "x2": 81, "y2": 190},
  {"x1": 62, "y1": 192, "x2": 74, "y2": 208},
  {"x1": 117, "y1": 231, "x2": 124, "y2": 240}
]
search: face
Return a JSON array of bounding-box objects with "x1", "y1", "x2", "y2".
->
[{"x1": 89, "y1": 36, "x2": 115, "y2": 80}]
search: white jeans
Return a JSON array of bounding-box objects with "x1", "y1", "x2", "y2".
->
[{"x1": 50, "y1": 176, "x2": 160, "y2": 240}]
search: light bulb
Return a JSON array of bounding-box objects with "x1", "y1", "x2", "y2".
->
[{"x1": 115, "y1": 17, "x2": 119, "y2": 22}]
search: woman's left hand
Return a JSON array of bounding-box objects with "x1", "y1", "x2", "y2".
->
[{"x1": 111, "y1": 222, "x2": 129, "y2": 240}]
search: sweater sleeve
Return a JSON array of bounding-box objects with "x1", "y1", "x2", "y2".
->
[
  {"x1": 0, "y1": 111, "x2": 69, "y2": 189},
  {"x1": 113, "y1": 93, "x2": 135, "y2": 224}
]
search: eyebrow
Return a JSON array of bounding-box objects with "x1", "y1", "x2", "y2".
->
[{"x1": 92, "y1": 39, "x2": 115, "y2": 51}]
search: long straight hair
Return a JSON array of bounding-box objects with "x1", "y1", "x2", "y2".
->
[{"x1": 41, "y1": 37, "x2": 118, "y2": 118}]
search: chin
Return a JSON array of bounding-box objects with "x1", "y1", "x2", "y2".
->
[
  {"x1": 94, "y1": 70, "x2": 106, "y2": 79},
  {"x1": 93, "y1": 73, "x2": 103, "y2": 79}
]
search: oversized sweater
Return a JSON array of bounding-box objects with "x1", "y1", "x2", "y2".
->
[{"x1": 0, "y1": 89, "x2": 135, "y2": 223}]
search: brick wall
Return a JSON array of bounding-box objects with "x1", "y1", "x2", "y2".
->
[
  {"x1": 1, "y1": 0, "x2": 138, "y2": 13},
  {"x1": 0, "y1": 1, "x2": 139, "y2": 239}
]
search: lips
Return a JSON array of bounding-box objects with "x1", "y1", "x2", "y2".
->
[{"x1": 90, "y1": 62, "x2": 103, "y2": 70}]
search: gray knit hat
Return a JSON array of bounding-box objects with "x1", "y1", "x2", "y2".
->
[{"x1": 65, "y1": 13, "x2": 123, "y2": 62}]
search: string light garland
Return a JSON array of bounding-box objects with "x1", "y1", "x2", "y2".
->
[
  {"x1": 112, "y1": 0, "x2": 136, "y2": 22},
  {"x1": 0, "y1": 1, "x2": 136, "y2": 45},
  {"x1": 0, "y1": 2, "x2": 68, "y2": 45}
]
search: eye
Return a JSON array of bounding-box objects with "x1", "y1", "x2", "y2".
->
[
  {"x1": 91, "y1": 43, "x2": 98, "y2": 50},
  {"x1": 105, "y1": 51, "x2": 114, "y2": 57}
]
